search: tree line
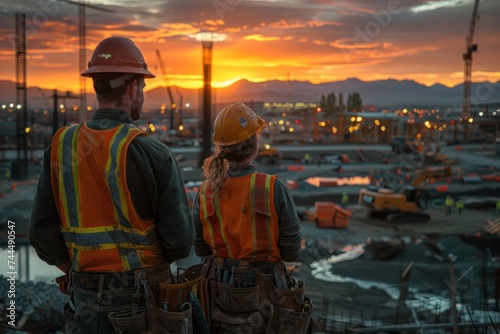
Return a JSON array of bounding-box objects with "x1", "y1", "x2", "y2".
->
[{"x1": 319, "y1": 92, "x2": 363, "y2": 113}]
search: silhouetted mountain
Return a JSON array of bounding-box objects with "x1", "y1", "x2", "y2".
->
[{"x1": 1, "y1": 78, "x2": 499, "y2": 111}]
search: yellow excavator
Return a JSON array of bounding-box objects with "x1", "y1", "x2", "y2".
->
[{"x1": 358, "y1": 166, "x2": 454, "y2": 223}]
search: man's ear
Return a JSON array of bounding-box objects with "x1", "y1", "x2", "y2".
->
[{"x1": 128, "y1": 78, "x2": 138, "y2": 100}]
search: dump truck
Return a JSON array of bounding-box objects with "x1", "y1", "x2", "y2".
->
[{"x1": 358, "y1": 166, "x2": 454, "y2": 223}]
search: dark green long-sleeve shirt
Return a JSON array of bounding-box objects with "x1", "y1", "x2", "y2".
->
[
  {"x1": 192, "y1": 165, "x2": 302, "y2": 262},
  {"x1": 30, "y1": 109, "x2": 194, "y2": 267}
]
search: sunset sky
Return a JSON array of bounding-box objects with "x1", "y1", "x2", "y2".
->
[{"x1": 0, "y1": 0, "x2": 499, "y2": 95}]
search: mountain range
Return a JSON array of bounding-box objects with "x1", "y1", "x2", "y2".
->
[{"x1": 1, "y1": 78, "x2": 499, "y2": 112}]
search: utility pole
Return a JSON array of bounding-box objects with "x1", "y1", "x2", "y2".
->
[
  {"x1": 52, "y1": 90, "x2": 79, "y2": 136},
  {"x1": 15, "y1": 12, "x2": 28, "y2": 180}
]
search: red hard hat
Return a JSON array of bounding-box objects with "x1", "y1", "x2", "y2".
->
[{"x1": 81, "y1": 36, "x2": 155, "y2": 78}]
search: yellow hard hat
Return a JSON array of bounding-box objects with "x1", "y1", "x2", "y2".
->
[
  {"x1": 81, "y1": 36, "x2": 155, "y2": 78},
  {"x1": 213, "y1": 102, "x2": 265, "y2": 146}
]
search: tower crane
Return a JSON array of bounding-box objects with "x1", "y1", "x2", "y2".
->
[
  {"x1": 462, "y1": 0, "x2": 480, "y2": 120},
  {"x1": 155, "y1": 49, "x2": 177, "y2": 132},
  {"x1": 60, "y1": 0, "x2": 114, "y2": 122}
]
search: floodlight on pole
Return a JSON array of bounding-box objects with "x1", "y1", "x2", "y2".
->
[{"x1": 194, "y1": 31, "x2": 226, "y2": 167}]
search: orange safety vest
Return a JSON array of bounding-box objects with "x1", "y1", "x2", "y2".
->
[
  {"x1": 50, "y1": 123, "x2": 164, "y2": 272},
  {"x1": 199, "y1": 172, "x2": 280, "y2": 261}
]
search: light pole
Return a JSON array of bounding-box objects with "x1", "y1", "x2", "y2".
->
[{"x1": 194, "y1": 31, "x2": 226, "y2": 166}]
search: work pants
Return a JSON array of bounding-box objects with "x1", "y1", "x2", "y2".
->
[{"x1": 64, "y1": 262, "x2": 169, "y2": 334}]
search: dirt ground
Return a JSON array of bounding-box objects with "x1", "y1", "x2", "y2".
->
[
  {"x1": 2, "y1": 143, "x2": 500, "y2": 333},
  {"x1": 254, "y1": 144, "x2": 500, "y2": 332}
]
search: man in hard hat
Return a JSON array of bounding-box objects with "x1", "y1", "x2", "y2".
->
[
  {"x1": 192, "y1": 102, "x2": 312, "y2": 333},
  {"x1": 29, "y1": 36, "x2": 194, "y2": 333}
]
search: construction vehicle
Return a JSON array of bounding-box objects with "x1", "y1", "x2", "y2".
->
[
  {"x1": 257, "y1": 143, "x2": 282, "y2": 165},
  {"x1": 358, "y1": 166, "x2": 454, "y2": 223}
]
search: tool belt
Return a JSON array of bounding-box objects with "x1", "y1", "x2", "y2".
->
[
  {"x1": 217, "y1": 258, "x2": 276, "y2": 275},
  {"x1": 71, "y1": 262, "x2": 170, "y2": 290},
  {"x1": 107, "y1": 258, "x2": 212, "y2": 334},
  {"x1": 207, "y1": 256, "x2": 314, "y2": 334}
]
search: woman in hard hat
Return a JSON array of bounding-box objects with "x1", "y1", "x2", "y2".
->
[{"x1": 192, "y1": 102, "x2": 312, "y2": 333}]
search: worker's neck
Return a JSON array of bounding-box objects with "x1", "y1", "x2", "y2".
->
[{"x1": 97, "y1": 101, "x2": 131, "y2": 113}]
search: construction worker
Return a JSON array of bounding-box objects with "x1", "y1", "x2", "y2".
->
[
  {"x1": 304, "y1": 152, "x2": 311, "y2": 164},
  {"x1": 29, "y1": 37, "x2": 194, "y2": 333},
  {"x1": 456, "y1": 200, "x2": 464, "y2": 214},
  {"x1": 192, "y1": 102, "x2": 312, "y2": 333},
  {"x1": 341, "y1": 192, "x2": 349, "y2": 208},
  {"x1": 496, "y1": 199, "x2": 500, "y2": 215},
  {"x1": 445, "y1": 195, "x2": 454, "y2": 215}
]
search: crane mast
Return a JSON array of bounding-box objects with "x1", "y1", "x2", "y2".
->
[
  {"x1": 155, "y1": 50, "x2": 177, "y2": 131},
  {"x1": 61, "y1": 0, "x2": 114, "y2": 122},
  {"x1": 462, "y1": 0, "x2": 480, "y2": 120}
]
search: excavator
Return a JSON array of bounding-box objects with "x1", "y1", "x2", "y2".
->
[{"x1": 358, "y1": 166, "x2": 454, "y2": 223}]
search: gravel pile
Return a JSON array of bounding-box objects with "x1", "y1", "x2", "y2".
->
[{"x1": 0, "y1": 277, "x2": 67, "y2": 332}]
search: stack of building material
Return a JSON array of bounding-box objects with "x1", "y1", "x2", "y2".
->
[
  {"x1": 314, "y1": 201, "x2": 352, "y2": 228},
  {"x1": 485, "y1": 218, "x2": 500, "y2": 235}
]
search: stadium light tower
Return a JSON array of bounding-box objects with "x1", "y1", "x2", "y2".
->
[{"x1": 194, "y1": 31, "x2": 226, "y2": 166}]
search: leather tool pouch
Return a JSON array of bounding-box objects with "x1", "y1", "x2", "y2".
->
[
  {"x1": 266, "y1": 280, "x2": 313, "y2": 334},
  {"x1": 108, "y1": 264, "x2": 197, "y2": 334},
  {"x1": 108, "y1": 306, "x2": 149, "y2": 334},
  {"x1": 209, "y1": 267, "x2": 270, "y2": 333}
]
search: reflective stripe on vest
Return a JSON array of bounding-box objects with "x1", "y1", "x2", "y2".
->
[
  {"x1": 199, "y1": 172, "x2": 280, "y2": 261},
  {"x1": 51, "y1": 123, "x2": 164, "y2": 272}
]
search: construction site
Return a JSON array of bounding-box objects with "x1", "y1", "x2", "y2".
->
[
  {"x1": 2, "y1": 0, "x2": 500, "y2": 333},
  {"x1": 1, "y1": 140, "x2": 500, "y2": 333}
]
